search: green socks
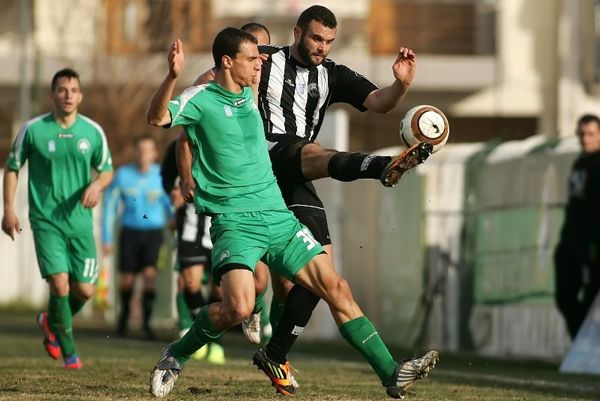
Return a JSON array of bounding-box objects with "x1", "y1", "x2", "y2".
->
[
  {"x1": 176, "y1": 292, "x2": 194, "y2": 331},
  {"x1": 253, "y1": 289, "x2": 265, "y2": 314},
  {"x1": 339, "y1": 316, "x2": 397, "y2": 383},
  {"x1": 68, "y1": 295, "x2": 86, "y2": 316},
  {"x1": 171, "y1": 305, "x2": 223, "y2": 365},
  {"x1": 48, "y1": 294, "x2": 77, "y2": 357}
]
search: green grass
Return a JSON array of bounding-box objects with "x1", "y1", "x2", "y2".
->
[{"x1": 1, "y1": 311, "x2": 599, "y2": 401}]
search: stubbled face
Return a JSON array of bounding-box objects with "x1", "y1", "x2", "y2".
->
[
  {"x1": 135, "y1": 138, "x2": 158, "y2": 167},
  {"x1": 230, "y1": 41, "x2": 262, "y2": 88},
  {"x1": 52, "y1": 77, "x2": 82, "y2": 116},
  {"x1": 578, "y1": 121, "x2": 600, "y2": 154},
  {"x1": 294, "y1": 20, "x2": 336, "y2": 66}
]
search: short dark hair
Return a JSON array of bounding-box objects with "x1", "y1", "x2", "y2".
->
[
  {"x1": 240, "y1": 22, "x2": 271, "y2": 42},
  {"x1": 578, "y1": 114, "x2": 600, "y2": 128},
  {"x1": 577, "y1": 114, "x2": 600, "y2": 136},
  {"x1": 134, "y1": 134, "x2": 157, "y2": 147},
  {"x1": 296, "y1": 5, "x2": 337, "y2": 31},
  {"x1": 212, "y1": 27, "x2": 258, "y2": 69},
  {"x1": 51, "y1": 68, "x2": 80, "y2": 92}
]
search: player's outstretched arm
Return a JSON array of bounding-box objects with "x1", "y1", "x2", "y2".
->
[
  {"x1": 176, "y1": 132, "x2": 195, "y2": 203},
  {"x1": 81, "y1": 170, "x2": 113, "y2": 208},
  {"x1": 148, "y1": 39, "x2": 184, "y2": 127},
  {"x1": 363, "y1": 46, "x2": 416, "y2": 113},
  {"x1": 1, "y1": 169, "x2": 20, "y2": 240}
]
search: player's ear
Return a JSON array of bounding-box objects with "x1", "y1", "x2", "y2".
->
[
  {"x1": 222, "y1": 55, "x2": 233, "y2": 69},
  {"x1": 293, "y1": 26, "x2": 301, "y2": 42}
]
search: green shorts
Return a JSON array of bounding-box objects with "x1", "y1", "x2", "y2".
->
[
  {"x1": 210, "y1": 209, "x2": 324, "y2": 284},
  {"x1": 33, "y1": 227, "x2": 98, "y2": 283}
]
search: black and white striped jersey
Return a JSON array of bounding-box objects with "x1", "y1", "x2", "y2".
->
[
  {"x1": 258, "y1": 45, "x2": 378, "y2": 146},
  {"x1": 160, "y1": 139, "x2": 212, "y2": 250}
]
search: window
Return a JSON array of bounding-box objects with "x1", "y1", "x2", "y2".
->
[
  {"x1": 106, "y1": 0, "x2": 212, "y2": 53},
  {"x1": 369, "y1": 0, "x2": 496, "y2": 55}
]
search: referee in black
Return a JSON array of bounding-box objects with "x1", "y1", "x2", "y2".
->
[{"x1": 555, "y1": 114, "x2": 600, "y2": 339}]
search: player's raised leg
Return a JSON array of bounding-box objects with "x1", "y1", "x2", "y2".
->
[
  {"x1": 299, "y1": 141, "x2": 432, "y2": 187},
  {"x1": 297, "y1": 254, "x2": 438, "y2": 398},
  {"x1": 254, "y1": 220, "x2": 438, "y2": 398}
]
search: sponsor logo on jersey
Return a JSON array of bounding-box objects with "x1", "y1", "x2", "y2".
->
[
  {"x1": 48, "y1": 140, "x2": 56, "y2": 153},
  {"x1": 224, "y1": 105, "x2": 233, "y2": 117},
  {"x1": 285, "y1": 78, "x2": 295, "y2": 88},
  {"x1": 58, "y1": 133, "x2": 73, "y2": 138},
  {"x1": 234, "y1": 98, "x2": 246, "y2": 107},
  {"x1": 77, "y1": 138, "x2": 91, "y2": 153},
  {"x1": 307, "y1": 82, "x2": 319, "y2": 98}
]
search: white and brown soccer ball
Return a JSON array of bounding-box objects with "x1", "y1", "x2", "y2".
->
[{"x1": 399, "y1": 105, "x2": 449, "y2": 153}]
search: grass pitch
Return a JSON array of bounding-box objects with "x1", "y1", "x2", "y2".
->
[{"x1": 0, "y1": 311, "x2": 599, "y2": 401}]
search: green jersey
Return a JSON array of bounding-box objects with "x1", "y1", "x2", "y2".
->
[
  {"x1": 7, "y1": 113, "x2": 113, "y2": 237},
  {"x1": 168, "y1": 82, "x2": 285, "y2": 214}
]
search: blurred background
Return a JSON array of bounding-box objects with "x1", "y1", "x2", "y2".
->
[{"x1": 1, "y1": 0, "x2": 600, "y2": 364}]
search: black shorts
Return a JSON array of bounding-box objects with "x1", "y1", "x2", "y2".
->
[
  {"x1": 118, "y1": 228, "x2": 163, "y2": 273},
  {"x1": 176, "y1": 203, "x2": 212, "y2": 270},
  {"x1": 267, "y1": 133, "x2": 331, "y2": 246}
]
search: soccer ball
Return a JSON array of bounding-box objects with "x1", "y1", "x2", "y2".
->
[{"x1": 399, "y1": 105, "x2": 449, "y2": 153}]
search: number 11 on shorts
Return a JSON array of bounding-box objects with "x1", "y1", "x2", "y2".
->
[{"x1": 296, "y1": 228, "x2": 317, "y2": 251}]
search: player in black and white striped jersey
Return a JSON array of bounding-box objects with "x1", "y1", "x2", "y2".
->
[
  {"x1": 248, "y1": 6, "x2": 432, "y2": 390},
  {"x1": 182, "y1": 6, "x2": 436, "y2": 395}
]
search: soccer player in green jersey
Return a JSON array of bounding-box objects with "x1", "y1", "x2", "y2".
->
[
  {"x1": 2, "y1": 68, "x2": 113, "y2": 369},
  {"x1": 147, "y1": 28, "x2": 437, "y2": 399}
]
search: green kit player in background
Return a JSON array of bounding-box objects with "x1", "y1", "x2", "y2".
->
[
  {"x1": 2, "y1": 68, "x2": 113, "y2": 369},
  {"x1": 147, "y1": 28, "x2": 438, "y2": 399}
]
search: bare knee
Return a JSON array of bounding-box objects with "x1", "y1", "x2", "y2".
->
[
  {"x1": 183, "y1": 279, "x2": 201, "y2": 293},
  {"x1": 120, "y1": 273, "x2": 135, "y2": 290},
  {"x1": 221, "y1": 302, "x2": 254, "y2": 326},
  {"x1": 323, "y1": 276, "x2": 354, "y2": 307},
  {"x1": 47, "y1": 274, "x2": 69, "y2": 296},
  {"x1": 71, "y1": 282, "x2": 95, "y2": 301},
  {"x1": 181, "y1": 266, "x2": 204, "y2": 293},
  {"x1": 142, "y1": 266, "x2": 157, "y2": 289},
  {"x1": 301, "y1": 143, "x2": 337, "y2": 180}
]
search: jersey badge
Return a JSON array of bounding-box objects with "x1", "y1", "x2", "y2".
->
[
  {"x1": 285, "y1": 78, "x2": 295, "y2": 88},
  {"x1": 77, "y1": 138, "x2": 91, "y2": 154},
  {"x1": 224, "y1": 105, "x2": 233, "y2": 117},
  {"x1": 48, "y1": 140, "x2": 56, "y2": 153},
  {"x1": 218, "y1": 250, "x2": 231, "y2": 263},
  {"x1": 569, "y1": 170, "x2": 587, "y2": 199},
  {"x1": 307, "y1": 82, "x2": 319, "y2": 98}
]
